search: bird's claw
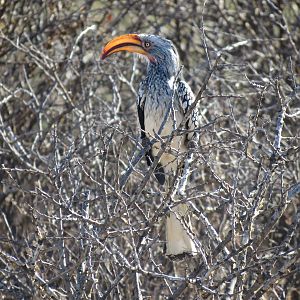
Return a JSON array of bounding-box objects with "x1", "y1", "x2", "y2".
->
[
  {"x1": 188, "y1": 140, "x2": 197, "y2": 149},
  {"x1": 141, "y1": 136, "x2": 151, "y2": 148}
]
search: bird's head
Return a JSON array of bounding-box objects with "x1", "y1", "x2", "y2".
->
[{"x1": 101, "y1": 34, "x2": 180, "y2": 75}]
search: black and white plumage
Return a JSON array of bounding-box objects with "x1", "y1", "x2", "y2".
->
[
  {"x1": 102, "y1": 33, "x2": 199, "y2": 257},
  {"x1": 138, "y1": 78, "x2": 198, "y2": 185}
]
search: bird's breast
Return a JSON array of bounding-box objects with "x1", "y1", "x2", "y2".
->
[
  {"x1": 144, "y1": 93, "x2": 182, "y2": 137},
  {"x1": 143, "y1": 93, "x2": 187, "y2": 167}
]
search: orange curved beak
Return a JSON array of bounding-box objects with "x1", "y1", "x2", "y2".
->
[{"x1": 101, "y1": 34, "x2": 150, "y2": 60}]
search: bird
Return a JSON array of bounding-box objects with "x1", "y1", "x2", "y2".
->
[{"x1": 101, "y1": 33, "x2": 199, "y2": 258}]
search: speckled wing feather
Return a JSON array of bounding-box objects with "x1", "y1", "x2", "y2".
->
[{"x1": 176, "y1": 80, "x2": 199, "y2": 143}]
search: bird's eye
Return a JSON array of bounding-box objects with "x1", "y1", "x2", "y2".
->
[{"x1": 144, "y1": 41, "x2": 151, "y2": 48}]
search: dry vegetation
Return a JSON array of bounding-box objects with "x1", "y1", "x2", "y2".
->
[{"x1": 0, "y1": 0, "x2": 299, "y2": 299}]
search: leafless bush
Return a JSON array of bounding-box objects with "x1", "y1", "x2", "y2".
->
[{"x1": 0, "y1": 0, "x2": 299, "y2": 299}]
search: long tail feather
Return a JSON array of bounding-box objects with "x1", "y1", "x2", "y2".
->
[{"x1": 165, "y1": 203, "x2": 197, "y2": 257}]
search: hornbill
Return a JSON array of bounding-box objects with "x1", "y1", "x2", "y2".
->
[{"x1": 101, "y1": 34, "x2": 199, "y2": 257}]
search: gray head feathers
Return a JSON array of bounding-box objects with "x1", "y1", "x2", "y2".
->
[{"x1": 138, "y1": 34, "x2": 180, "y2": 78}]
